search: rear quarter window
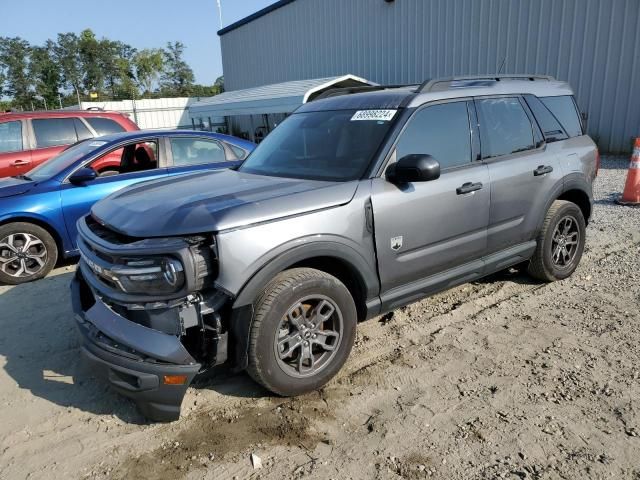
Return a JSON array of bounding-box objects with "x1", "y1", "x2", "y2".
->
[
  {"x1": 523, "y1": 95, "x2": 568, "y2": 143},
  {"x1": 85, "y1": 117, "x2": 126, "y2": 136},
  {"x1": 540, "y1": 96, "x2": 583, "y2": 138}
]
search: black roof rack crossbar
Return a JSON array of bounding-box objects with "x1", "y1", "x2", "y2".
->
[{"x1": 417, "y1": 74, "x2": 556, "y2": 93}]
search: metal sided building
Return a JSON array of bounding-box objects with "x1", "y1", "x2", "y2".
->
[{"x1": 217, "y1": 0, "x2": 640, "y2": 153}]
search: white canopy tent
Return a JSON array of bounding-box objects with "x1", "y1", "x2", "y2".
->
[
  {"x1": 189, "y1": 74, "x2": 376, "y2": 117},
  {"x1": 188, "y1": 75, "x2": 376, "y2": 141}
]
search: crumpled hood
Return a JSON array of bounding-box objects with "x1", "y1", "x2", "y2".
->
[
  {"x1": 0, "y1": 177, "x2": 35, "y2": 198},
  {"x1": 92, "y1": 169, "x2": 358, "y2": 237}
]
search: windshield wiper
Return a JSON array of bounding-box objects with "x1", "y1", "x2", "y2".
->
[{"x1": 12, "y1": 174, "x2": 33, "y2": 181}]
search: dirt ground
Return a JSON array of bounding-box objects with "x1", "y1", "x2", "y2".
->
[{"x1": 1, "y1": 158, "x2": 639, "y2": 480}]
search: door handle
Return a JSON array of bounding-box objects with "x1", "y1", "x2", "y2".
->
[
  {"x1": 12, "y1": 159, "x2": 30, "y2": 166},
  {"x1": 533, "y1": 165, "x2": 553, "y2": 176},
  {"x1": 456, "y1": 182, "x2": 483, "y2": 195}
]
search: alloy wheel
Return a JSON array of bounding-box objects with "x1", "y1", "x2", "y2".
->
[
  {"x1": 0, "y1": 233, "x2": 48, "y2": 278},
  {"x1": 274, "y1": 295, "x2": 343, "y2": 378},
  {"x1": 551, "y1": 216, "x2": 580, "y2": 268}
]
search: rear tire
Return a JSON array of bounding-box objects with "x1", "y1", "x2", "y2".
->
[
  {"x1": 527, "y1": 200, "x2": 586, "y2": 282},
  {"x1": 0, "y1": 222, "x2": 58, "y2": 285},
  {"x1": 247, "y1": 268, "x2": 357, "y2": 396}
]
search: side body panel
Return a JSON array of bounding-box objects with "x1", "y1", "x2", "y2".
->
[
  {"x1": 555, "y1": 135, "x2": 599, "y2": 184},
  {"x1": 217, "y1": 181, "x2": 379, "y2": 304},
  {"x1": 0, "y1": 182, "x2": 68, "y2": 250}
]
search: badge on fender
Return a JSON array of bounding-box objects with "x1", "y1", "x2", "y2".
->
[{"x1": 390, "y1": 236, "x2": 403, "y2": 251}]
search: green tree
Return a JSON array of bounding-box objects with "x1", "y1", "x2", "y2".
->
[
  {"x1": 133, "y1": 48, "x2": 164, "y2": 95},
  {"x1": 100, "y1": 39, "x2": 137, "y2": 99},
  {"x1": 160, "y1": 41, "x2": 194, "y2": 96},
  {"x1": 78, "y1": 29, "x2": 104, "y2": 94},
  {"x1": 0, "y1": 37, "x2": 33, "y2": 109},
  {"x1": 214, "y1": 75, "x2": 224, "y2": 93},
  {"x1": 54, "y1": 33, "x2": 83, "y2": 103},
  {"x1": 30, "y1": 40, "x2": 61, "y2": 108}
]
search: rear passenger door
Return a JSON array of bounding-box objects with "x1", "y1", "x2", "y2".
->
[
  {"x1": 476, "y1": 96, "x2": 564, "y2": 255},
  {"x1": 372, "y1": 100, "x2": 490, "y2": 304}
]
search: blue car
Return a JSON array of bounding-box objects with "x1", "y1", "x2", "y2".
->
[{"x1": 0, "y1": 130, "x2": 255, "y2": 284}]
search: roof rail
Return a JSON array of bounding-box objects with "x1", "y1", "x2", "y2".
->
[
  {"x1": 417, "y1": 74, "x2": 556, "y2": 93},
  {"x1": 312, "y1": 84, "x2": 416, "y2": 101}
]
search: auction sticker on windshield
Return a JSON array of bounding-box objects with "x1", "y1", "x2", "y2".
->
[{"x1": 351, "y1": 109, "x2": 397, "y2": 122}]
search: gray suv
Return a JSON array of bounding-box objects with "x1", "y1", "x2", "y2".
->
[{"x1": 72, "y1": 75, "x2": 598, "y2": 421}]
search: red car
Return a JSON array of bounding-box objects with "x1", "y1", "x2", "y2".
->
[{"x1": 0, "y1": 110, "x2": 139, "y2": 178}]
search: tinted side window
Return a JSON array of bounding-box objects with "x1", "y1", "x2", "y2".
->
[
  {"x1": 74, "y1": 118, "x2": 93, "y2": 141},
  {"x1": 32, "y1": 118, "x2": 78, "y2": 148},
  {"x1": 396, "y1": 102, "x2": 471, "y2": 169},
  {"x1": 476, "y1": 98, "x2": 534, "y2": 158},
  {"x1": 85, "y1": 117, "x2": 126, "y2": 136},
  {"x1": 170, "y1": 138, "x2": 227, "y2": 166},
  {"x1": 523, "y1": 95, "x2": 568, "y2": 142},
  {"x1": 0, "y1": 121, "x2": 23, "y2": 153},
  {"x1": 540, "y1": 96, "x2": 583, "y2": 137}
]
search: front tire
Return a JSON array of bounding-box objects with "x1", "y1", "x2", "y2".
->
[
  {"x1": 247, "y1": 268, "x2": 357, "y2": 396},
  {"x1": 528, "y1": 200, "x2": 586, "y2": 282},
  {"x1": 0, "y1": 222, "x2": 58, "y2": 285}
]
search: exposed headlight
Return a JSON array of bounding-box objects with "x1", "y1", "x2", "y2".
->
[{"x1": 110, "y1": 257, "x2": 185, "y2": 294}]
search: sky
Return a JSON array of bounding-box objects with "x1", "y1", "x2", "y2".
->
[{"x1": 2, "y1": 0, "x2": 275, "y2": 84}]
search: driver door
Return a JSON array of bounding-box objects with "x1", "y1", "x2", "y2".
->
[
  {"x1": 60, "y1": 139, "x2": 167, "y2": 250},
  {"x1": 371, "y1": 100, "x2": 490, "y2": 310}
]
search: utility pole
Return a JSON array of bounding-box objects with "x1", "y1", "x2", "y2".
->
[
  {"x1": 216, "y1": 0, "x2": 223, "y2": 29},
  {"x1": 131, "y1": 86, "x2": 139, "y2": 125}
]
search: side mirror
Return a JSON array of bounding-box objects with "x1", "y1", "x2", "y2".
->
[
  {"x1": 69, "y1": 167, "x2": 98, "y2": 185},
  {"x1": 387, "y1": 154, "x2": 440, "y2": 183}
]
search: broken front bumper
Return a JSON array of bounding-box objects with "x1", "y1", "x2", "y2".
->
[{"x1": 71, "y1": 271, "x2": 200, "y2": 422}]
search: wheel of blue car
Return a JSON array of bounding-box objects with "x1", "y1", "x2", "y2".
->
[
  {"x1": 247, "y1": 268, "x2": 357, "y2": 396},
  {"x1": 0, "y1": 222, "x2": 58, "y2": 285}
]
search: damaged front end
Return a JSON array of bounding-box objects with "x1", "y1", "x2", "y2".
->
[{"x1": 72, "y1": 215, "x2": 231, "y2": 421}]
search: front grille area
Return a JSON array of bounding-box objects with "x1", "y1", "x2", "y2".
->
[{"x1": 86, "y1": 215, "x2": 142, "y2": 245}]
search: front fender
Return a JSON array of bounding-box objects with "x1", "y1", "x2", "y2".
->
[{"x1": 0, "y1": 211, "x2": 70, "y2": 254}]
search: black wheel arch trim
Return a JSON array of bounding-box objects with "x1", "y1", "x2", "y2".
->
[
  {"x1": 231, "y1": 241, "x2": 380, "y2": 308},
  {"x1": 536, "y1": 174, "x2": 592, "y2": 232},
  {"x1": 227, "y1": 241, "x2": 381, "y2": 372}
]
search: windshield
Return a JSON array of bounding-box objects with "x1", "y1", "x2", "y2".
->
[
  {"x1": 239, "y1": 109, "x2": 396, "y2": 181},
  {"x1": 27, "y1": 139, "x2": 106, "y2": 181}
]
